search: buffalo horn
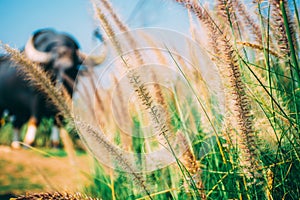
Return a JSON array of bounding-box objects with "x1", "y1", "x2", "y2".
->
[
  {"x1": 24, "y1": 36, "x2": 52, "y2": 63},
  {"x1": 77, "y1": 45, "x2": 107, "y2": 67}
]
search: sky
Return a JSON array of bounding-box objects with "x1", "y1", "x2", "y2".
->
[
  {"x1": 0, "y1": 0, "x2": 98, "y2": 53},
  {"x1": 0, "y1": 0, "x2": 189, "y2": 54}
]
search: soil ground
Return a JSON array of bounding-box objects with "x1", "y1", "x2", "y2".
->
[{"x1": 0, "y1": 145, "x2": 93, "y2": 199}]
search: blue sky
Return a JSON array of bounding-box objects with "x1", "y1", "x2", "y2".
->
[
  {"x1": 0, "y1": 0, "x2": 96, "y2": 52},
  {"x1": 0, "y1": 0, "x2": 189, "y2": 54}
]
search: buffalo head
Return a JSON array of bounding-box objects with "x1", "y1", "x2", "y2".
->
[{"x1": 24, "y1": 29, "x2": 105, "y2": 93}]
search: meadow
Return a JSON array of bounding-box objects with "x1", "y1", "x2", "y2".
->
[{"x1": 1, "y1": 0, "x2": 300, "y2": 199}]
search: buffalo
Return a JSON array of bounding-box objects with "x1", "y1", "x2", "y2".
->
[{"x1": 0, "y1": 29, "x2": 105, "y2": 148}]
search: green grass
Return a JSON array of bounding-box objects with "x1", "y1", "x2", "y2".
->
[
  {"x1": 38, "y1": 148, "x2": 86, "y2": 158},
  {"x1": 82, "y1": 0, "x2": 300, "y2": 199},
  {"x1": 0, "y1": 160, "x2": 43, "y2": 195}
]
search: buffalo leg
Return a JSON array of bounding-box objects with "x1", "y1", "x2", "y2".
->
[
  {"x1": 10, "y1": 114, "x2": 21, "y2": 149},
  {"x1": 11, "y1": 128, "x2": 21, "y2": 149},
  {"x1": 50, "y1": 125, "x2": 60, "y2": 148},
  {"x1": 24, "y1": 117, "x2": 37, "y2": 146},
  {"x1": 0, "y1": 108, "x2": 3, "y2": 127}
]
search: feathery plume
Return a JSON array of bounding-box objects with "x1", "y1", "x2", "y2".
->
[
  {"x1": 181, "y1": 146, "x2": 206, "y2": 199},
  {"x1": 12, "y1": 192, "x2": 98, "y2": 200},
  {"x1": 237, "y1": 41, "x2": 281, "y2": 57},
  {"x1": 92, "y1": 0, "x2": 175, "y2": 148},
  {"x1": 233, "y1": 0, "x2": 262, "y2": 43},
  {"x1": 270, "y1": 0, "x2": 295, "y2": 56},
  {"x1": 174, "y1": 0, "x2": 263, "y2": 183},
  {"x1": 266, "y1": 168, "x2": 274, "y2": 200},
  {"x1": 2, "y1": 44, "x2": 72, "y2": 121}
]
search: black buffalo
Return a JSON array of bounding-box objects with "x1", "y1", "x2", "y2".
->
[{"x1": 0, "y1": 29, "x2": 105, "y2": 148}]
